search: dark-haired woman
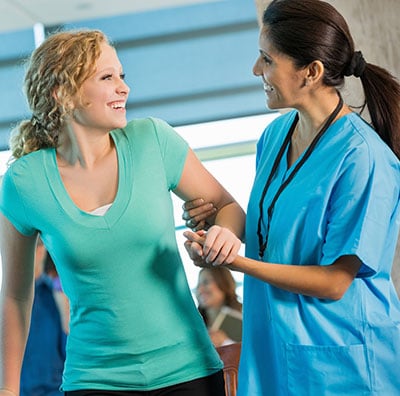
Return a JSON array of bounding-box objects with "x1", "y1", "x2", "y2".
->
[{"x1": 183, "y1": 1, "x2": 400, "y2": 394}]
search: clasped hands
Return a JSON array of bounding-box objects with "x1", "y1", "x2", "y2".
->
[{"x1": 182, "y1": 199, "x2": 241, "y2": 267}]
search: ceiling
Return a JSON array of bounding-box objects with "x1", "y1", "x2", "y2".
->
[{"x1": 0, "y1": 0, "x2": 216, "y2": 34}]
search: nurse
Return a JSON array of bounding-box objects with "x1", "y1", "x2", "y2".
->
[{"x1": 183, "y1": 0, "x2": 400, "y2": 395}]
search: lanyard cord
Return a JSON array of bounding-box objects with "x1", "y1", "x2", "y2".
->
[{"x1": 257, "y1": 92, "x2": 344, "y2": 259}]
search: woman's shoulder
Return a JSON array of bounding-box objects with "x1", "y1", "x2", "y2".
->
[
  {"x1": 4, "y1": 149, "x2": 51, "y2": 179},
  {"x1": 115, "y1": 117, "x2": 188, "y2": 154},
  {"x1": 120, "y1": 117, "x2": 173, "y2": 135},
  {"x1": 340, "y1": 113, "x2": 399, "y2": 166},
  {"x1": 114, "y1": 117, "x2": 178, "y2": 143}
]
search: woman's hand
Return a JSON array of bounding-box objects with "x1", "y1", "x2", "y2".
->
[
  {"x1": 183, "y1": 229, "x2": 208, "y2": 267},
  {"x1": 183, "y1": 225, "x2": 241, "y2": 266},
  {"x1": 182, "y1": 198, "x2": 217, "y2": 231}
]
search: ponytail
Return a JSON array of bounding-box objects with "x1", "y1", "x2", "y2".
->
[{"x1": 359, "y1": 63, "x2": 400, "y2": 159}]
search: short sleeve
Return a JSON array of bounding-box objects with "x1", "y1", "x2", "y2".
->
[
  {"x1": 149, "y1": 117, "x2": 189, "y2": 190},
  {"x1": 321, "y1": 144, "x2": 400, "y2": 277},
  {"x1": 0, "y1": 165, "x2": 36, "y2": 235}
]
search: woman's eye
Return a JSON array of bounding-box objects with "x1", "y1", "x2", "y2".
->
[
  {"x1": 120, "y1": 73, "x2": 126, "y2": 80},
  {"x1": 263, "y1": 56, "x2": 271, "y2": 64},
  {"x1": 102, "y1": 74, "x2": 113, "y2": 80}
]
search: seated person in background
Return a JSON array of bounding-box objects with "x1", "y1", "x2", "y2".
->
[
  {"x1": 196, "y1": 267, "x2": 242, "y2": 347},
  {"x1": 20, "y1": 239, "x2": 68, "y2": 396}
]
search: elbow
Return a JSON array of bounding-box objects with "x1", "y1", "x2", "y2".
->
[{"x1": 321, "y1": 284, "x2": 349, "y2": 301}]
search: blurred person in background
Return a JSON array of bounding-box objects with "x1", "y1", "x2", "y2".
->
[
  {"x1": 20, "y1": 239, "x2": 67, "y2": 396},
  {"x1": 196, "y1": 267, "x2": 242, "y2": 347}
]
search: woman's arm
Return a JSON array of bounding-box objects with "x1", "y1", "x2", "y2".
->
[
  {"x1": 184, "y1": 230, "x2": 361, "y2": 300},
  {"x1": 181, "y1": 198, "x2": 216, "y2": 231},
  {"x1": 0, "y1": 214, "x2": 37, "y2": 395},
  {"x1": 174, "y1": 149, "x2": 246, "y2": 263}
]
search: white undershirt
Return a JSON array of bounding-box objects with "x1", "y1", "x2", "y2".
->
[{"x1": 90, "y1": 203, "x2": 112, "y2": 216}]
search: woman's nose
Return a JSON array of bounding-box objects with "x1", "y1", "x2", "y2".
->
[
  {"x1": 118, "y1": 79, "x2": 130, "y2": 95},
  {"x1": 253, "y1": 56, "x2": 262, "y2": 76}
]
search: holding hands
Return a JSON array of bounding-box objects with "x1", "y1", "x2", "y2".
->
[{"x1": 182, "y1": 199, "x2": 242, "y2": 267}]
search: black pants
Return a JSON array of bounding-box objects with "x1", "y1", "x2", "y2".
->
[{"x1": 65, "y1": 370, "x2": 225, "y2": 396}]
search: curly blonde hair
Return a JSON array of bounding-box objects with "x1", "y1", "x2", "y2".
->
[{"x1": 9, "y1": 29, "x2": 108, "y2": 159}]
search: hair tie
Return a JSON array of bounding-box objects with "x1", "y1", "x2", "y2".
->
[{"x1": 344, "y1": 51, "x2": 366, "y2": 78}]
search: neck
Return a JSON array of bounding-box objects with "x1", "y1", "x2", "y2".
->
[
  {"x1": 206, "y1": 307, "x2": 222, "y2": 324},
  {"x1": 289, "y1": 92, "x2": 345, "y2": 167},
  {"x1": 295, "y1": 90, "x2": 348, "y2": 140},
  {"x1": 57, "y1": 124, "x2": 114, "y2": 169}
]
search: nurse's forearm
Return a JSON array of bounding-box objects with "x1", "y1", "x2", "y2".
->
[{"x1": 229, "y1": 255, "x2": 360, "y2": 300}]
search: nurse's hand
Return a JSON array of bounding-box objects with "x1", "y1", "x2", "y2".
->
[
  {"x1": 182, "y1": 198, "x2": 217, "y2": 231},
  {"x1": 183, "y1": 225, "x2": 241, "y2": 266}
]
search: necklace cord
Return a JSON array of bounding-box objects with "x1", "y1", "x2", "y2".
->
[{"x1": 257, "y1": 93, "x2": 344, "y2": 259}]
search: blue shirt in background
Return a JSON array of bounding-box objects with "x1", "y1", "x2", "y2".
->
[{"x1": 20, "y1": 274, "x2": 66, "y2": 396}]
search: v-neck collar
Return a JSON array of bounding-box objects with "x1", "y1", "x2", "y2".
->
[{"x1": 43, "y1": 129, "x2": 132, "y2": 229}]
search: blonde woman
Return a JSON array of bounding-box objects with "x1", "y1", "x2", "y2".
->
[{"x1": 0, "y1": 30, "x2": 245, "y2": 396}]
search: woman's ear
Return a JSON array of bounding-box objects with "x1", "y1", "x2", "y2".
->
[
  {"x1": 52, "y1": 86, "x2": 75, "y2": 112},
  {"x1": 304, "y1": 60, "x2": 324, "y2": 86}
]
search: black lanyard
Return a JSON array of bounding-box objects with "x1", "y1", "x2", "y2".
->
[{"x1": 257, "y1": 93, "x2": 344, "y2": 259}]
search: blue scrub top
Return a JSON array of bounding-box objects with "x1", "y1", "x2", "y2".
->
[{"x1": 239, "y1": 111, "x2": 400, "y2": 396}]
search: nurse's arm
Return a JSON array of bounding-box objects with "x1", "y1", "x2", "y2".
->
[
  {"x1": 0, "y1": 214, "x2": 37, "y2": 396},
  {"x1": 229, "y1": 254, "x2": 361, "y2": 300},
  {"x1": 183, "y1": 230, "x2": 361, "y2": 301}
]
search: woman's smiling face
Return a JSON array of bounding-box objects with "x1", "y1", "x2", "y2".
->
[
  {"x1": 71, "y1": 43, "x2": 130, "y2": 133},
  {"x1": 253, "y1": 28, "x2": 307, "y2": 110}
]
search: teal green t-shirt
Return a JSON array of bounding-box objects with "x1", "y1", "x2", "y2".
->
[{"x1": 0, "y1": 117, "x2": 222, "y2": 391}]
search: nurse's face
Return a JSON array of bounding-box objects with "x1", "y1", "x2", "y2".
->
[{"x1": 253, "y1": 28, "x2": 307, "y2": 110}]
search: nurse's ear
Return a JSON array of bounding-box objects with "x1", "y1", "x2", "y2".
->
[{"x1": 303, "y1": 60, "x2": 324, "y2": 88}]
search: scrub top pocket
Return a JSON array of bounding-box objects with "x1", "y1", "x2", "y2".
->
[{"x1": 286, "y1": 342, "x2": 371, "y2": 396}]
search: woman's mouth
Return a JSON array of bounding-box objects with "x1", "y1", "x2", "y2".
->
[
  {"x1": 109, "y1": 101, "x2": 126, "y2": 110},
  {"x1": 263, "y1": 83, "x2": 274, "y2": 93}
]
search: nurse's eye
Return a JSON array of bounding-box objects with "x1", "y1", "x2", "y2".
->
[
  {"x1": 262, "y1": 55, "x2": 272, "y2": 65},
  {"x1": 101, "y1": 74, "x2": 113, "y2": 80},
  {"x1": 120, "y1": 73, "x2": 126, "y2": 80}
]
